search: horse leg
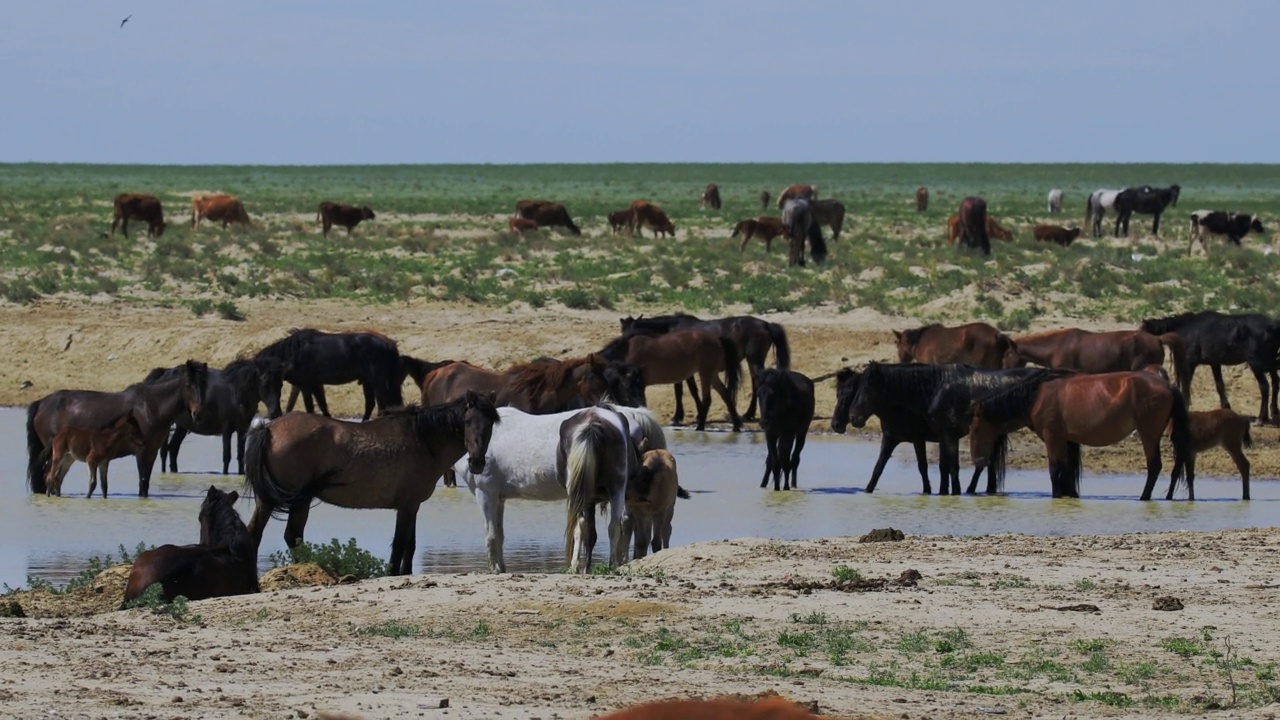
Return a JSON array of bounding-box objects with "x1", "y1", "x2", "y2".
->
[
  {"x1": 87, "y1": 461, "x2": 99, "y2": 499},
  {"x1": 760, "y1": 430, "x2": 778, "y2": 489},
  {"x1": 1270, "y1": 369, "x2": 1279, "y2": 423},
  {"x1": 608, "y1": 488, "x2": 627, "y2": 567},
  {"x1": 1226, "y1": 440, "x2": 1251, "y2": 501},
  {"x1": 671, "y1": 382, "x2": 685, "y2": 425},
  {"x1": 937, "y1": 440, "x2": 954, "y2": 496},
  {"x1": 707, "y1": 372, "x2": 742, "y2": 432},
  {"x1": 1152, "y1": 211, "x2": 1161, "y2": 236},
  {"x1": 1249, "y1": 365, "x2": 1271, "y2": 424},
  {"x1": 136, "y1": 444, "x2": 160, "y2": 498},
  {"x1": 283, "y1": 501, "x2": 312, "y2": 549},
  {"x1": 286, "y1": 384, "x2": 305, "y2": 413},
  {"x1": 313, "y1": 386, "x2": 333, "y2": 418},
  {"x1": 247, "y1": 497, "x2": 274, "y2": 550},
  {"x1": 165, "y1": 426, "x2": 186, "y2": 473},
  {"x1": 390, "y1": 505, "x2": 420, "y2": 576},
  {"x1": 744, "y1": 361, "x2": 763, "y2": 421},
  {"x1": 1211, "y1": 365, "x2": 1231, "y2": 409},
  {"x1": 477, "y1": 489, "x2": 507, "y2": 573},
  {"x1": 865, "y1": 437, "x2": 901, "y2": 494},
  {"x1": 789, "y1": 431, "x2": 806, "y2": 490},
  {"x1": 236, "y1": 426, "x2": 248, "y2": 476},
  {"x1": 779, "y1": 433, "x2": 797, "y2": 490},
  {"x1": 221, "y1": 429, "x2": 233, "y2": 475},
  {"x1": 360, "y1": 382, "x2": 376, "y2": 422}
]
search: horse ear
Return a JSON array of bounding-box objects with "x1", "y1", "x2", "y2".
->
[
  {"x1": 637, "y1": 436, "x2": 650, "y2": 454},
  {"x1": 487, "y1": 391, "x2": 498, "y2": 404},
  {"x1": 227, "y1": 490, "x2": 239, "y2": 503},
  {"x1": 207, "y1": 485, "x2": 218, "y2": 497},
  {"x1": 892, "y1": 330, "x2": 902, "y2": 341},
  {"x1": 465, "y1": 390, "x2": 478, "y2": 407}
]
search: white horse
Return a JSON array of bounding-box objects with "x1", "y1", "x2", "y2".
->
[
  {"x1": 1047, "y1": 188, "x2": 1064, "y2": 214},
  {"x1": 560, "y1": 405, "x2": 632, "y2": 573},
  {"x1": 1086, "y1": 188, "x2": 1123, "y2": 238},
  {"x1": 454, "y1": 404, "x2": 666, "y2": 573}
]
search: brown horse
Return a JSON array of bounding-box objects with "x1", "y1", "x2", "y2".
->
[
  {"x1": 1183, "y1": 409, "x2": 1253, "y2": 500},
  {"x1": 420, "y1": 355, "x2": 630, "y2": 413},
  {"x1": 732, "y1": 217, "x2": 788, "y2": 252},
  {"x1": 599, "y1": 330, "x2": 741, "y2": 431},
  {"x1": 120, "y1": 486, "x2": 259, "y2": 607},
  {"x1": 947, "y1": 214, "x2": 1012, "y2": 244},
  {"x1": 623, "y1": 443, "x2": 687, "y2": 559},
  {"x1": 895, "y1": 323, "x2": 1019, "y2": 368},
  {"x1": 45, "y1": 414, "x2": 147, "y2": 498},
  {"x1": 598, "y1": 697, "x2": 841, "y2": 720},
  {"x1": 968, "y1": 371, "x2": 1193, "y2": 500},
  {"x1": 1012, "y1": 328, "x2": 1181, "y2": 377},
  {"x1": 759, "y1": 190, "x2": 771, "y2": 209},
  {"x1": 700, "y1": 183, "x2": 721, "y2": 210},
  {"x1": 776, "y1": 184, "x2": 816, "y2": 208},
  {"x1": 916, "y1": 186, "x2": 928, "y2": 212},
  {"x1": 245, "y1": 392, "x2": 500, "y2": 575},
  {"x1": 26, "y1": 360, "x2": 209, "y2": 498}
]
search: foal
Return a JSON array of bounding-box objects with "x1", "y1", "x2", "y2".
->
[
  {"x1": 1182, "y1": 409, "x2": 1253, "y2": 500},
  {"x1": 624, "y1": 443, "x2": 688, "y2": 559},
  {"x1": 45, "y1": 414, "x2": 146, "y2": 498}
]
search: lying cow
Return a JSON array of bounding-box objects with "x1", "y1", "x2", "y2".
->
[
  {"x1": 1189, "y1": 210, "x2": 1266, "y2": 255},
  {"x1": 700, "y1": 183, "x2": 722, "y2": 210},
  {"x1": 111, "y1": 193, "x2": 167, "y2": 238},
  {"x1": 515, "y1": 199, "x2": 581, "y2": 235},
  {"x1": 191, "y1": 194, "x2": 251, "y2": 230},
  {"x1": 1032, "y1": 224, "x2": 1083, "y2": 247},
  {"x1": 629, "y1": 200, "x2": 675, "y2": 238},
  {"x1": 608, "y1": 209, "x2": 634, "y2": 234},
  {"x1": 732, "y1": 217, "x2": 789, "y2": 252},
  {"x1": 317, "y1": 202, "x2": 375, "y2": 237}
]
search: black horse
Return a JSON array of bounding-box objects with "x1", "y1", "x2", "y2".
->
[
  {"x1": 287, "y1": 354, "x2": 451, "y2": 417},
  {"x1": 254, "y1": 328, "x2": 403, "y2": 420},
  {"x1": 1140, "y1": 311, "x2": 1280, "y2": 424},
  {"x1": 755, "y1": 368, "x2": 815, "y2": 491},
  {"x1": 619, "y1": 313, "x2": 791, "y2": 421},
  {"x1": 1113, "y1": 184, "x2": 1180, "y2": 237},
  {"x1": 832, "y1": 365, "x2": 940, "y2": 494},
  {"x1": 148, "y1": 358, "x2": 285, "y2": 475},
  {"x1": 781, "y1": 198, "x2": 828, "y2": 266}
]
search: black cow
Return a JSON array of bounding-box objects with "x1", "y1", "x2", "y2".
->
[
  {"x1": 1189, "y1": 211, "x2": 1265, "y2": 255},
  {"x1": 317, "y1": 202, "x2": 376, "y2": 237}
]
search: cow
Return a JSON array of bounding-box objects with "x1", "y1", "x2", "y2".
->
[
  {"x1": 1032, "y1": 224, "x2": 1083, "y2": 247},
  {"x1": 700, "y1": 183, "x2": 722, "y2": 210},
  {"x1": 515, "y1": 200, "x2": 581, "y2": 235},
  {"x1": 731, "y1": 217, "x2": 789, "y2": 252},
  {"x1": 316, "y1": 201, "x2": 375, "y2": 237},
  {"x1": 759, "y1": 190, "x2": 771, "y2": 209},
  {"x1": 191, "y1": 194, "x2": 251, "y2": 230},
  {"x1": 957, "y1": 197, "x2": 990, "y2": 255},
  {"x1": 629, "y1": 200, "x2": 676, "y2": 238},
  {"x1": 111, "y1": 193, "x2": 166, "y2": 238},
  {"x1": 776, "y1": 184, "x2": 816, "y2": 209},
  {"x1": 1189, "y1": 210, "x2": 1266, "y2": 256},
  {"x1": 810, "y1": 199, "x2": 845, "y2": 241},
  {"x1": 1047, "y1": 188, "x2": 1064, "y2": 214},
  {"x1": 608, "y1": 209, "x2": 634, "y2": 234},
  {"x1": 916, "y1": 186, "x2": 929, "y2": 212},
  {"x1": 508, "y1": 216, "x2": 539, "y2": 234},
  {"x1": 947, "y1": 213, "x2": 1011, "y2": 245}
]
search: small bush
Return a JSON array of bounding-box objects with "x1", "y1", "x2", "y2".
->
[
  {"x1": 215, "y1": 299, "x2": 245, "y2": 321},
  {"x1": 356, "y1": 621, "x2": 420, "y2": 638},
  {"x1": 123, "y1": 584, "x2": 202, "y2": 623},
  {"x1": 190, "y1": 298, "x2": 213, "y2": 316},
  {"x1": 268, "y1": 538, "x2": 387, "y2": 580}
]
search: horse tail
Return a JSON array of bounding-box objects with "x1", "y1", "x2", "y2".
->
[
  {"x1": 767, "y1": 323, "x2": 791, "y2": 370},
  {"x1": 244, "y1": 422, "x2": 292, "y2": 516},
  {"x1": 676, "y1": 485, "x2": 691, "y2": 500},
  {"x1": 26, "y1": 400, "x2": 48, "y2": 494},
  {"x1": 719, "y1": 336, "x2": 741, "y2": 405},
  {"x1": 987, "y1": 434, "x2": 1008, "y2": 494},
  {"x1": 1167, "y1": 388, "x2": 1193, "y2": 498},
  {"x1": 1157, "y1": 333, "x2": 1186, "y2": 393},
  {"x1": 807, "y1": 219, "x2": 829, "y2": 263},
  {"x1": 1063, "y1": 442, "x2": 1082, "y2": 498},
  {"x1": 564, "y1": 422, "x2": 604, "y2": 564},
  {"x1": 1083, "y1": 191, "x2": 1093, "y2": 227}
]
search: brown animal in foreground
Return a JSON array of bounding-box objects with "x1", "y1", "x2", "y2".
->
[
  {"x1": 732, "y1": 217, "x2": 789, "y2": 252},
  {"x1": 317, "y1": 202, "x2": 375, "y2": 237},
  {"x1": 515, "y1": 200, "x2": 581, "y2": 235},
  {"x1": 597, "y1": 697, "x2": 844, "y2": 720},
  {"x1": 1033, "y1": 223, "x2": 1083, "y2": 246},
  {"x1": 111, "y1": 193, "x2": 167, "y2": 238},
  {"x1": 608, "y1": 209, "x2": 634, "y2": 234},
  {"x1": 508, "y1": 216, "x2": 539, "y2": 233},
  {"x1": 916, "y1": 186, "x2": 929, "y2": 212},
  {"x1": 895, "y1": 322, "x2": 1019, "y2": 368},
  {"x1": 776, "y1": 183, "x2": 816, "y2": 208},
  {"x1": 700, "y1": 183, "x2": 722, "y2": 210},
  {"x1": 191, "y1": 194, "x2": 251, "y2": 230},
  {"x1": 947, "y1": 213, "x2": 1012, "y2": 245},
  {"x1": 759, "y1": 190, "x2": 771, "y2": 209},
  {"x1": 623, "y1": 444, "x2": 688, "y2": 559},
  {"x1": 45, "y1": 414, "x2": 147, "y2": 498},
  {"x1": 629, "y1": 200, "x2": 676, "y2": 238}
]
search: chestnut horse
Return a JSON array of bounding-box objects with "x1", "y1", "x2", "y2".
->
[
  {"x1": 597, "y1": 697, "x2": 838, "y2": 720},
  {"x1": 1011, "y1": 328, "x2": 1181, "y2": 376},
  {"x1": 45, "y1": 414, "x2": 147, "y2": 498},
  {"x1": 895, "y1": 323, "x2": 1019, "y2": 368},
  {"x1": 968, "y1": 371, "x2": 1192, "y2": 500},
  {"x1": 947, "y1": 214, "x2": 1012, "y2": 245},
  {"x1": 599, "y1": 330, "x2": 741, "y2": 431},
  {"x1": 1183, "y1": 409, "x2": 1253, "y2": 500},
  {"x1": 420, "y1": 355, "x2": 636, "y2": 413}
]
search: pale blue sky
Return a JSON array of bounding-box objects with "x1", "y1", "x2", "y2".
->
[{"x1": 2, "y1": 1, "x2": 1272, "y2": 164}]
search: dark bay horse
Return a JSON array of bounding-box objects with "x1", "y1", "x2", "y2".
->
[
  {"x1": 1011, "y1": 328, "x2": 1180, "y2": 376},
  {"x1": 620, "y1": 313, "x2": 790, "y2": 421},
  {"x1": 559, "y1": 406, "x2": 633, "y2": 573},
  {"x1": 831, "y1": 364, "x2": 947, "y2": 494},
  {"x1": 958, "y1": 197, "x2": 990, "y2": 255},
  {"x1": 26, "y1": 360, "x2": 209, "y2": 498},
  {"x1": 895, "y1": 323, "x2": 1019, "y2": 369},
  {"x1": 1113, "y1": 184, "x2": 1180, "y2": 237},
  {"x1": 755, "y1": 368, "x2": 814, "y2": 491},
  {"x1": 148, "y1": 358, "x2": 284, "y2": 475},
  {"x1": 254, "y1": 328, "x2": 403, "y2": 421},
  {"x1": 968, "y1": 371, "x2": 1192, "y2": 500},
  {"x1": 1140, "y1": 311, "x2": 1280, "y2": 424},
  {"x1": 245, "y1": 392, "x2": 500, "y2": 575},
  {"x1": 120, "y1": 486, "x2": 259, "y2": 606},
  {"x1": 599, "y1": 330, "x2": 741, "y2": 431}
]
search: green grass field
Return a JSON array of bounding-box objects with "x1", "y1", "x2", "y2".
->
[{"x1": 2, "y1": 163, "x2": 1278, "y2": 325}]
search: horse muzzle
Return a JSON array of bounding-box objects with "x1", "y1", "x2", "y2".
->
[{"x1": 468, "y1": 456, "x2": 487, "y2": 474}]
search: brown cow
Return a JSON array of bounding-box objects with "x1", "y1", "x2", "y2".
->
[
  {"x1": 732, "y1": 216, "x2": 788, "y2": 252},
  {"x1": 759, "y1": 190, "x2": 771, "y2": 209},
  {"x1": 916, "y1": 186, "x2": 929, "y2": 212},
  {"x1": 608, "y1": 209, "x2": 634, "y2": 234},
  {"x1": 629, "y1": 200, "x2": 676, "y2": 238},
  {"x1": 515, "y1": 199, "x2": 580, "y2": 235},
  {"x1": 700, "y1": 183, "x2": 722, "y2": 210},
  {"x1": 947, "y1": 213, "x2": 1010, "y2": 246},
  {"x1": 1033, "y1": 224, "x2": 1083, "y2": 247},
  {"x1": 111, "y1": 193, "x2": 167, "y2": 238},
  {"x1": 508, "y1": 216, "x2": 539, "y2": 233},
  {"x1": 958, "y1": 197, "x2": 989, "y2": 254},
  {"x1": 191, "y1": 194, "x2": 251, "y2": 230},
  {"x1": 317, "y1": 201, "x2": 375, "y2": 237},
  {"x1": 776, "y1": 184, "x2": 816, "y2": 208}
]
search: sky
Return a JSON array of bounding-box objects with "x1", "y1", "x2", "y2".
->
[{"x1": 1, "y1": 1, "x2": 1275, "y2": 165}]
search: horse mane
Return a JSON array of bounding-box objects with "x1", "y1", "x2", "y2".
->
[
  {"x1": 388, "y1": 396, "x2": 501, "y2": 440},
  {"x1": 861, "y1": 363, "x2": 952, "y2": 411},
  {"x1": 507, "y1": 355, "x2": 593, "y2": 398},
  {"x1": 600, "y1": 334, "x2": 637, "y2": 360},
  {"x1": 973, "y1": 372, "x2": 1061, "y2": 427},
  {"x1": 143, "y1": 366, "x2": 175, "y2": 383},
  {"x1": 899, "y1": 324, "x2": 938, "y2": 347},
  {"x1": 1140, "y1": 311, "x2": 1211, "y2": 335}
]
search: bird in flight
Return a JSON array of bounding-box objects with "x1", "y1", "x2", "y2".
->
[{"x1": 120, "y1": 14, "x2": 132, "y2": 28}]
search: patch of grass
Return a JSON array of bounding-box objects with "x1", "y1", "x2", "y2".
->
[
  {"x1": 777, "y1": 631, "x2": 816, "y2": 654},
  {"x1": 1160, "y1": 636, "x2": 1207, "y2": 658},
  {"x1": 214, "y1": 299, "x2": 245, "y2": 321},
  {"x1": 1068, "y1": 690, "x2": 1135, "y2": 708},
  {"x1": 897, "y1": 629, "x2": 932, "y2": 654},
  {"x1": 122, "y1": 584, "x2": 202, "y2": 624},
  {"x1": 991, "y1": 574, "x2": 1029, "y2": 589},
  {"x1": 356, "y1": 621, "x2": 421, "y2": 638},
  {"x1": 267, "y1": 538, "x2": 387, "y2": 580},
  {"x1": 789, "y1": 611, "x2": 829, "y2": 626},
  {"x1": 831, "y1": 565, "x2": 862, "y2": 584},
  {"x1": 935, "y1": 627, "x2": 972, "y2": 654},
  {"x1": 189, "y1": 298, "x2": 213, "y2": 316},
  {"x1": 1073, "y1": 578, "x2": 1097, "y2": 591}
]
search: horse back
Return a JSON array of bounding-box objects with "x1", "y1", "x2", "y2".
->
[{"x1": 420, "y1": 362, "x2": 499, "y2": 405}]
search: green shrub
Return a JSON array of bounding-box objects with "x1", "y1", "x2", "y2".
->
[{"x1": 268, "y1": 538, "x2": 387, "y2": 580}]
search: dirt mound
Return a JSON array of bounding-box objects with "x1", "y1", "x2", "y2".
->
[
  {"x1": 859, "y1": 527, "x2": 905, "y2": 543},
  {"x1": 4, "y1": 564, "x2": 131, "y2": 618},
  {"x1": 260, "y1": 563, "x2": 338, "y2": 591}
]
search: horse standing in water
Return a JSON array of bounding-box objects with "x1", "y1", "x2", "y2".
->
[
  {"x1": 559, "y1": 406, "x2": 634, "y2": 574},
  {"x1": 45, "y1": 414, "x2": 147, "y2": 498},
  {"x1": 895, "y1": 323, "x2": 1019, "y2": 368},
  {"x1": 624, "y1": 442, "x2": 687, "y2": 559},
  {"x1": 599, "y1": 330, "x2": 742, "y2": 431},
  {"x1": 253, "y1": 328, "x2": 402, "y2": 421},
  {"x1": 755, "y1": 368, "x2": 815, "y2": 491},
  {"x1": 120, "y1": 486, "x2": 259, "y2": 606},
  {"x1": 244, "y1": 392, "x2": 500, "y2": 575}
]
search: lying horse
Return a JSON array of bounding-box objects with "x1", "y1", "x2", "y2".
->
[
  {"x1": 46, "y1": 414, "x2": 147, "y2": 498},
  {"x1": 895, "y1": 322, "x2": 1019, "y2": 368}
]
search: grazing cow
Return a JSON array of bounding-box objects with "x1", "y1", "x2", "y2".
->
[
  {"x1": 776, "y1": 183, "x2": 816, "y2": 209},
  {"x1": 810, "y1": 199, "x2": 846, "y2": 241},
  {"x1": 947, "y1": 213, "x2": 1011, "y2": 245},
  {"x1": 732, "y1": 216, "x2": 789, "y2": 253},
  {"x1": 1033, "y1": 224, "x2": 1083, "y2": 247},
  {"x1": 700, "y1": 183, "x2": 722, "y2": 210},
  {"x1": 516, "y1": 200, "x2": 581, "y2": 235},
  {"x1": 191, "y1": 194, "x2": 251, "y2": 230},
  {"x1": 957, "y1": 197, "x2": 990, "y2": 255},
  {"x1": 916, "y1": 186, "x2": 929, "y2": 212},
  {"x1": 1047, "y1": 188, "x2": 1064, "y2": 214},
  {"x1": 608, "y1": 209, "x2": 634, "y2": 234},
  {"x1": 1189, "y1": 210, "x2": 1266, "y2": 255},
  {"x1": 629, "y1": 200, "x2": 676, "y2": 238},
  {"x1": 507, "y1": 216, "x2": 539, "y2": 233},
  {"x1": 759, "y1": 190, "x2": 771, "y2": 209},
  {"x1": 316, "y1": 202, "x2": 375, "y2": 237},
  {"x1": 111, "y1": 193, "x2": 167, "y2": 238}
]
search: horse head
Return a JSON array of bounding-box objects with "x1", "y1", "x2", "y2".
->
[
  {"x1": 183, "y1": 360, "x2": 210, "y2": 423},
  {"x1": 830, "y1": 367, "x2": 861, "y2": 433},
  {"x1": 254, "y1": 358, "x2": 286, "y2": 418},
  {"x1": 199, "y1": 485, "x2": 240, "y2": 546},
  {"x1": 967, "y1": 401, "x2": 999, "y2": 471},
  {"x1": 462, "y1": 391, "x2": 500, "y2": 475}
]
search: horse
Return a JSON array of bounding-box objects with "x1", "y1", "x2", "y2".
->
[
  {"x1": 420, "y1": 354, "x2": 638, "y2": 413},
  {"x1": 454, "y1": 405, "x2": 666, "y2": 573},
  {"x1": 810, "y1": 199, "x2": 846, "y2": 241},
  {"x1": 700, "y1": 183, "x2": 722, "y2": 210},
  {"x1": 776, "y1": 184, "x2": 816, "y2": 208},
  {"x1": 1010, "y1": 328, "x2": 1179, "y2": 376},
  {"x1": 624, "y1": 442, "x2": 687, "y2": 559},
  {"x1": 244, "y1": 392, "x2": 500, "y2": 575},
  {"x1": 755, "y1": 368, "x2": 814, "y2": 491},
  {"x1": 620, "y1": 313, "x2": 790, "y2": 421},
  {"x1": 968, "y1": 371, "x2": 1192, "y2": 500},
  {"x1": 1113, "y1": 184, "x2": 1180, "y2": 237},
  {"x1": 1047, "y1": 188, "x2": 1063, "y2": 214},
  {"x1": 147, "y1": 358, "x2": 284, "y2": 475},
  {"x1": 895, "y1": 323, "x2": 1019, "y2": 369},
  {"x1": 732, "y1": 217, "x2": 789, "y2": 253},
  {"x1": 253, "y1": 328, "x2": 402, "y2": 421},
  {"x1": 1183, "y1": 409, "x2": 1253, "y2": 500},
  {"x1": 831, "y1": 364, "x2": 946, "y2": 494},
  {"x1": 286, "y1": 354, "x2": 445, "y2": 416},
  {"x1": 782, "y1": 198, "x2": 828, "y2": 266},
  {"x1": 120, "y1": 486, "x2": 260, "y2": 607},
  {"x1": 26, "y1": 360, "x2": 209, "y2": 498},
  {"x1": 599, "y1": 330, "x2": 741, "y2": 431},
  {"x1": 1140, "y1": 311, "x2": 1280, "y2": 424},
  {"x1": 916, "y1": 186, "x2": 928, "y2": 212},
  {"x1": 597, "y1": 697, "x2": 835, "y2": 720},
  {"x1": 957, "y1": 197, "x2": 990, "y2": 255},
  {"x1": 45, "y1": 414, "x2": 147, "y2": 498},
  {"x1": 1086, "y1": 188, "x2": 1123, "y2": 238},
  {"x1": 560, "y1": 406, "x2": 634, "y2": 573},
  {"x1": 759, "y1": 190, "x2": 771, "y2": 209}
]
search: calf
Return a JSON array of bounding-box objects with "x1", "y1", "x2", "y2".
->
[
  {"x1": 317, "y1": 201, "x2": 375, "y2": 237},
  {"x1": 111, "y1": 193, "x2": 167, "y2": 238},
  {"x1": 700, "y1": 183, "x2": 721, "y2": 210},
  {"x1": 916, "y1": 186, "x2": 929, "y2": 212},
  {"x1": 607, "y1": 209, "x2": 634, "y2": 234},
  {"x1": 629, "y1": 200, "x2": 676, "y2": 238},
  {"x1": 1032, "y1": 224, "x2": 1083, "y2": 247},
  {"x1": 46, "y1": 415, "x2": 146, "y2": 498},
  {"x1": 732, "y1": 217, "x2": 788, "y2": 252},
  {"x1": 623, "y1": 444, "x2": 688, "y2": 559},
  {"x1": 1189, "y1": 210, "x2": 1265, "y2": 255}
]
